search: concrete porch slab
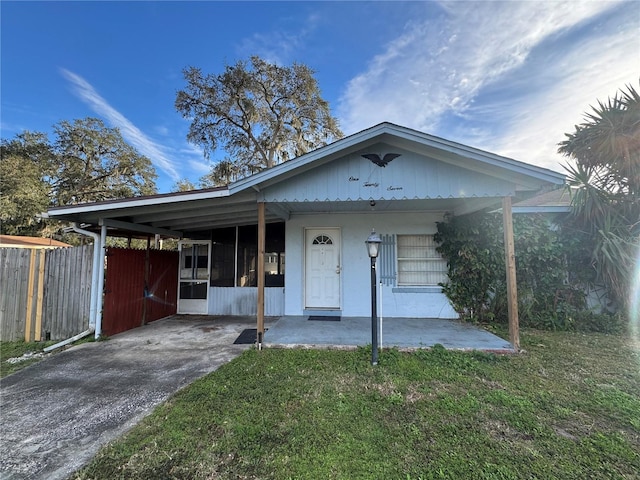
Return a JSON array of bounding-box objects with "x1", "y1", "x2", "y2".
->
[{"x1": 264, "y1": 316, "x2": 514, "y2": 352}]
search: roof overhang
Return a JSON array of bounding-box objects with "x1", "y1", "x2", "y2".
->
[
  {"x1": 44, "y1": 187, "x2": 275, "y2": 236},
  {"x1": 230, "y1": 123, "x2": 566, "y2": 194},
  {"x1": 45, "y1": 123, "x2": 567, "y2": 237}
]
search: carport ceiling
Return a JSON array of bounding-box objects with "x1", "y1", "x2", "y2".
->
[
  {"x1": 47, "y1": 188, "x2": 505, "y2": 237},
  {"x1": 46, "y1": 190, "x2": 278, "y2": 236}
]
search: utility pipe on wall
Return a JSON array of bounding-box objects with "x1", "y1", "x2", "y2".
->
[
  {"x1": 95, "y1": 224, "x2": 107, "y2": 338},
  {"x1": 43, "y1": 328, "x2": 94, "y2": 353},
  {"x1": 72, "y1": 224, "x2": 101, "y2": 332}
]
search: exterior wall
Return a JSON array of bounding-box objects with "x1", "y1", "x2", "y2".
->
[
  {"x1": 262, "y1": 145, "x2": 515, "y2": 203},
  {"x1": 208, "y1": 287, "x2": 284, "y2": 316},
  {"x1": 285, "y1": 211, "x2": 458, "y2": 318}
]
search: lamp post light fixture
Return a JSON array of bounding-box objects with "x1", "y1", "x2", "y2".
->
[{"x1": 365, "y1": 229, "x2": 382, "y2": 365}]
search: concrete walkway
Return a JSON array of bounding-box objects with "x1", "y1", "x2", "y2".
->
[
  {"x1": 0, "y1": 316, "x2": 257, "y2": 480},
  {"x1": 265, "y1": 316, "x2": 514, "y2": 352}
]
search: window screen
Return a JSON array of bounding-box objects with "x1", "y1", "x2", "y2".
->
[
  {"x1": 396, "y1": 234, "x2": 447, "y2": 286},
  {"x1": 210, "y1": 222, "x2": 285, "y2": 287}
]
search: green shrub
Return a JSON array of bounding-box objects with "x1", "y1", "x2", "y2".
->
[{"x1": 434, "y1": 211, "x2": 618, "y2": 332}]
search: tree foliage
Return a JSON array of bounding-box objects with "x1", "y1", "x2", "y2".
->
[
  {"x1": 175, "y1": 56, "x2": 343, "y2": 184},
  {"x1": 558, "y1": 82, "x2": 640, "y2": 310},
  {"x1": 1, "y1": 117, "x2": 157, "y2": 236},
  {"x1": 171, "y1": 178, "x2": 197, "y2": 192},
  {"x1": 51, "y1": 118, "x2": 157, "y2": 205},
  {"x1": 559, "y1": 83, "x2": 639, "y2": 197},
  {"x1": 0, "y1": 132, "x2": 54, "y2": 236},
  {"x1": 433, "y1": 212, "x2": 610, "y2": 331}
]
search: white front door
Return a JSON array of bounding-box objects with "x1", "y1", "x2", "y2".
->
[
  {"x1": 177, "y1": 241, "x2": 211, "y2": 314},
  {"x1": 305, "y1": 228, "x2": 341, "y2": 309}
]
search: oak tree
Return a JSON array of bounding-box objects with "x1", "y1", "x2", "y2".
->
[
  {"x1": 0, "y1": 117, "x2": 157, "y2": 236},
  {"x1": 51, "y1": 118, "x2": 157, "y2": 205},
  {"x1": 0, "y1": 132, "x2": 55, "y2": 235},
  {"x1": 175, "y1": 56, "x2": 343, "y2": 185}
]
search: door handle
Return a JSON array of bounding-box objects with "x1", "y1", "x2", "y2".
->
[{"x1": 336, "y1": 265, "x2": 342, "y2": 274}]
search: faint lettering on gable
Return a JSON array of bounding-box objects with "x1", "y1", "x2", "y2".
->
[
  {"x1": 363, "y1": 182, "x2": 379, "y2": 188},
  {"x1": 348, "y1": 176, "x2": 359, "y2": 182},
  {"x1": 387, "y1": 186, "x2": 403, "y2": 191}
]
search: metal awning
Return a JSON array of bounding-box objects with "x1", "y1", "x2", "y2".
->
[{"x1": 45, "y1": 188, "x2": 279, "y2": 237}]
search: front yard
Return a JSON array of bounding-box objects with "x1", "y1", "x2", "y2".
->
[{"x1": 71, "y1": 329, "x2": 640, "y2": 479}]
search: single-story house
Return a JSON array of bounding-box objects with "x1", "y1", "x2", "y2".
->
[{"x1": 45, "y1": 123, "x2": 566, "y2": 347}]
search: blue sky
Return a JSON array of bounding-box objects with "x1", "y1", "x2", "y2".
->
[{"x1": 2, "y1": 1, "x2": 638, "y2": 193}]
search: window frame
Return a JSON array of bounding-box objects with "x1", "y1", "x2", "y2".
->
[{"x1": 395, "y1": 234, "x2": 447, "y2": 287}]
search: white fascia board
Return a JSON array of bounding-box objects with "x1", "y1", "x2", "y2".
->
[
  {"x1": 387, "y1": 127, "x2": 566, "y2": 185},
  {"x1": 229, "y1": 122, "x2": 565, "y2": 195},
  {"x1": 512, "y1": 206, "x2": 572, "y2": 214},
  {"x1": 229, "y1": 124, "x2": 391, "y2": 194},
  {"x1": 47, "y1": 188, "x2": 230, "y2": 217}
]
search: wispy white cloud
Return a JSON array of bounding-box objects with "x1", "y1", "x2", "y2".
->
[
  {"x1": 188, "y1": 158, "x2": 212, "y2": 176},
  {"x1": 153, "y1": 125, "x2": 170, "y2": 137},
  {"x1": 236, "y1": 13, "x2": 321, "y2": 64},
  {"x1": 179, "y1": 143, "x2": 211, "y2": 176},
  {"x1": 338, "y1": 0, "x2": 635, "y2": 171},
  {"x1": 60, "y1": 68, "x2": 181, "y2": 181},
  {"x1": 489, "y1": 9, "x2": 638, "y2": 171}
]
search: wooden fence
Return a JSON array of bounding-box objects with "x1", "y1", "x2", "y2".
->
[
  {"x1": 0, "y1": 245, "x2": 93, "y2": 342},
  {"x1": 102, "y1": 248, "x2": 178, "y2": 336}
]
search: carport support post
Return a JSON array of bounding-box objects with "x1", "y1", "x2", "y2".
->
[
  {"x1": 502, "y1": 196, "x2": 520, "y2": 351},
  {"x1": 257, "y1": 202, "x2": 266, "y2": 348}
]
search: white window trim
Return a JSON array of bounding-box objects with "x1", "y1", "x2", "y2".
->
[{"x1": 395, "y1": 234, "x2": 447, "y2": 287}]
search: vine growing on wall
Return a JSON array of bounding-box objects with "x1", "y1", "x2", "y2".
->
[{"x1": 434, "y1": 211, "x2": 593, "y2": 330}]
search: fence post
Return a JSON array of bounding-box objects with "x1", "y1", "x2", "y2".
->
[
  {"x1": 24, "y1": 250, "x2": 37, "y2": 342},
  {"x1": 34, "y1": 250, "x2": 46, "y2": 341}
]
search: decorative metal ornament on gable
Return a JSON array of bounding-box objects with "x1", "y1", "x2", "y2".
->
[{"x1": 362, "y1": 153, "x2": 401, "y2": 167}]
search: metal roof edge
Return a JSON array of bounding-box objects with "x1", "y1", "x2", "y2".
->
[
  {"x1": 229, "y1": 123, "x2": 393, "y2": 194},
  {"x1": 511, "y1": 206, "x2": 572, "y2": 214},
  {"x1": 384, "y1": 124, "x2": 566, "y2": 184},
  {"x1": 47, "y1": 187, "x2": 230, "y2": 217},
  {"x1": 229, "y1": 122, "x2": 565, "y2": 194}
]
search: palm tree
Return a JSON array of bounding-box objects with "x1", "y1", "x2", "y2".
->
[{"x1": 558, "y1": 82, "x2": 640, "y2": 311}]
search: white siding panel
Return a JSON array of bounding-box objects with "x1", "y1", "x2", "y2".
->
[
  {"x1": 263, "y1": 145, "x2": 514, "y2": 203},
  {"x1": 285, "y1": 212, "x2": 459, "y2": 319},
  {"x1": 208, "y1": 287, "x2": 284, "y2": 316}
]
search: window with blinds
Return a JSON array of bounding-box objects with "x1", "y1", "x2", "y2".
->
[{"x1": 396, "y1": 234, "x2": 447, "y2": 286}]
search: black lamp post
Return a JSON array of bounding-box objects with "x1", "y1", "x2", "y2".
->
[{"x1": 365, "y1": 229, "x2": 382, "y2": 365}]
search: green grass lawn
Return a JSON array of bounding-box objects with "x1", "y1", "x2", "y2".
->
[
  {"x1": 0, "y1": 340, "x2": 54, "y2": 378},
  {"x1": 73, "y1": 330, "x2": 639, "y2": 479}
]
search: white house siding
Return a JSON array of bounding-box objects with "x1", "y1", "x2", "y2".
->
[
  {"x1": 261, "y1": 145, "x2": 515, "y2": 203},
  {"x1": 284, "y1": 212, "x2": 457, "y2": 319},
  {"x1": 208, "y1": 287, "x2": 284, "y2": 316}
]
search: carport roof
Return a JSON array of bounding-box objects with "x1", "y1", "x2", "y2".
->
[
  {"x1": 45, "y1": 186, "x2": 269, "y2": 237},
  {"x1": 45, "y1": 122, "x2": 566, "y2": 237}
]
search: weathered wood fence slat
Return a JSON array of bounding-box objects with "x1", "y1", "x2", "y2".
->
[{"x1": 0, "y1": 245, "x2": 94, "y2": 342}]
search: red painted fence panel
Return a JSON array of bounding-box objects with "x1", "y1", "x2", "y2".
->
[
  {"x1": 102, "y1": 248, "x2": 179, "y2": 336},
  {"x1": 146, "y1": 249, "x2": 179, "y2": 322}
]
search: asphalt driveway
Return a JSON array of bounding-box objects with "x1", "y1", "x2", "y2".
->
[{"x1": 0, "y1": 315, "x2": 259, "y2": 480}]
